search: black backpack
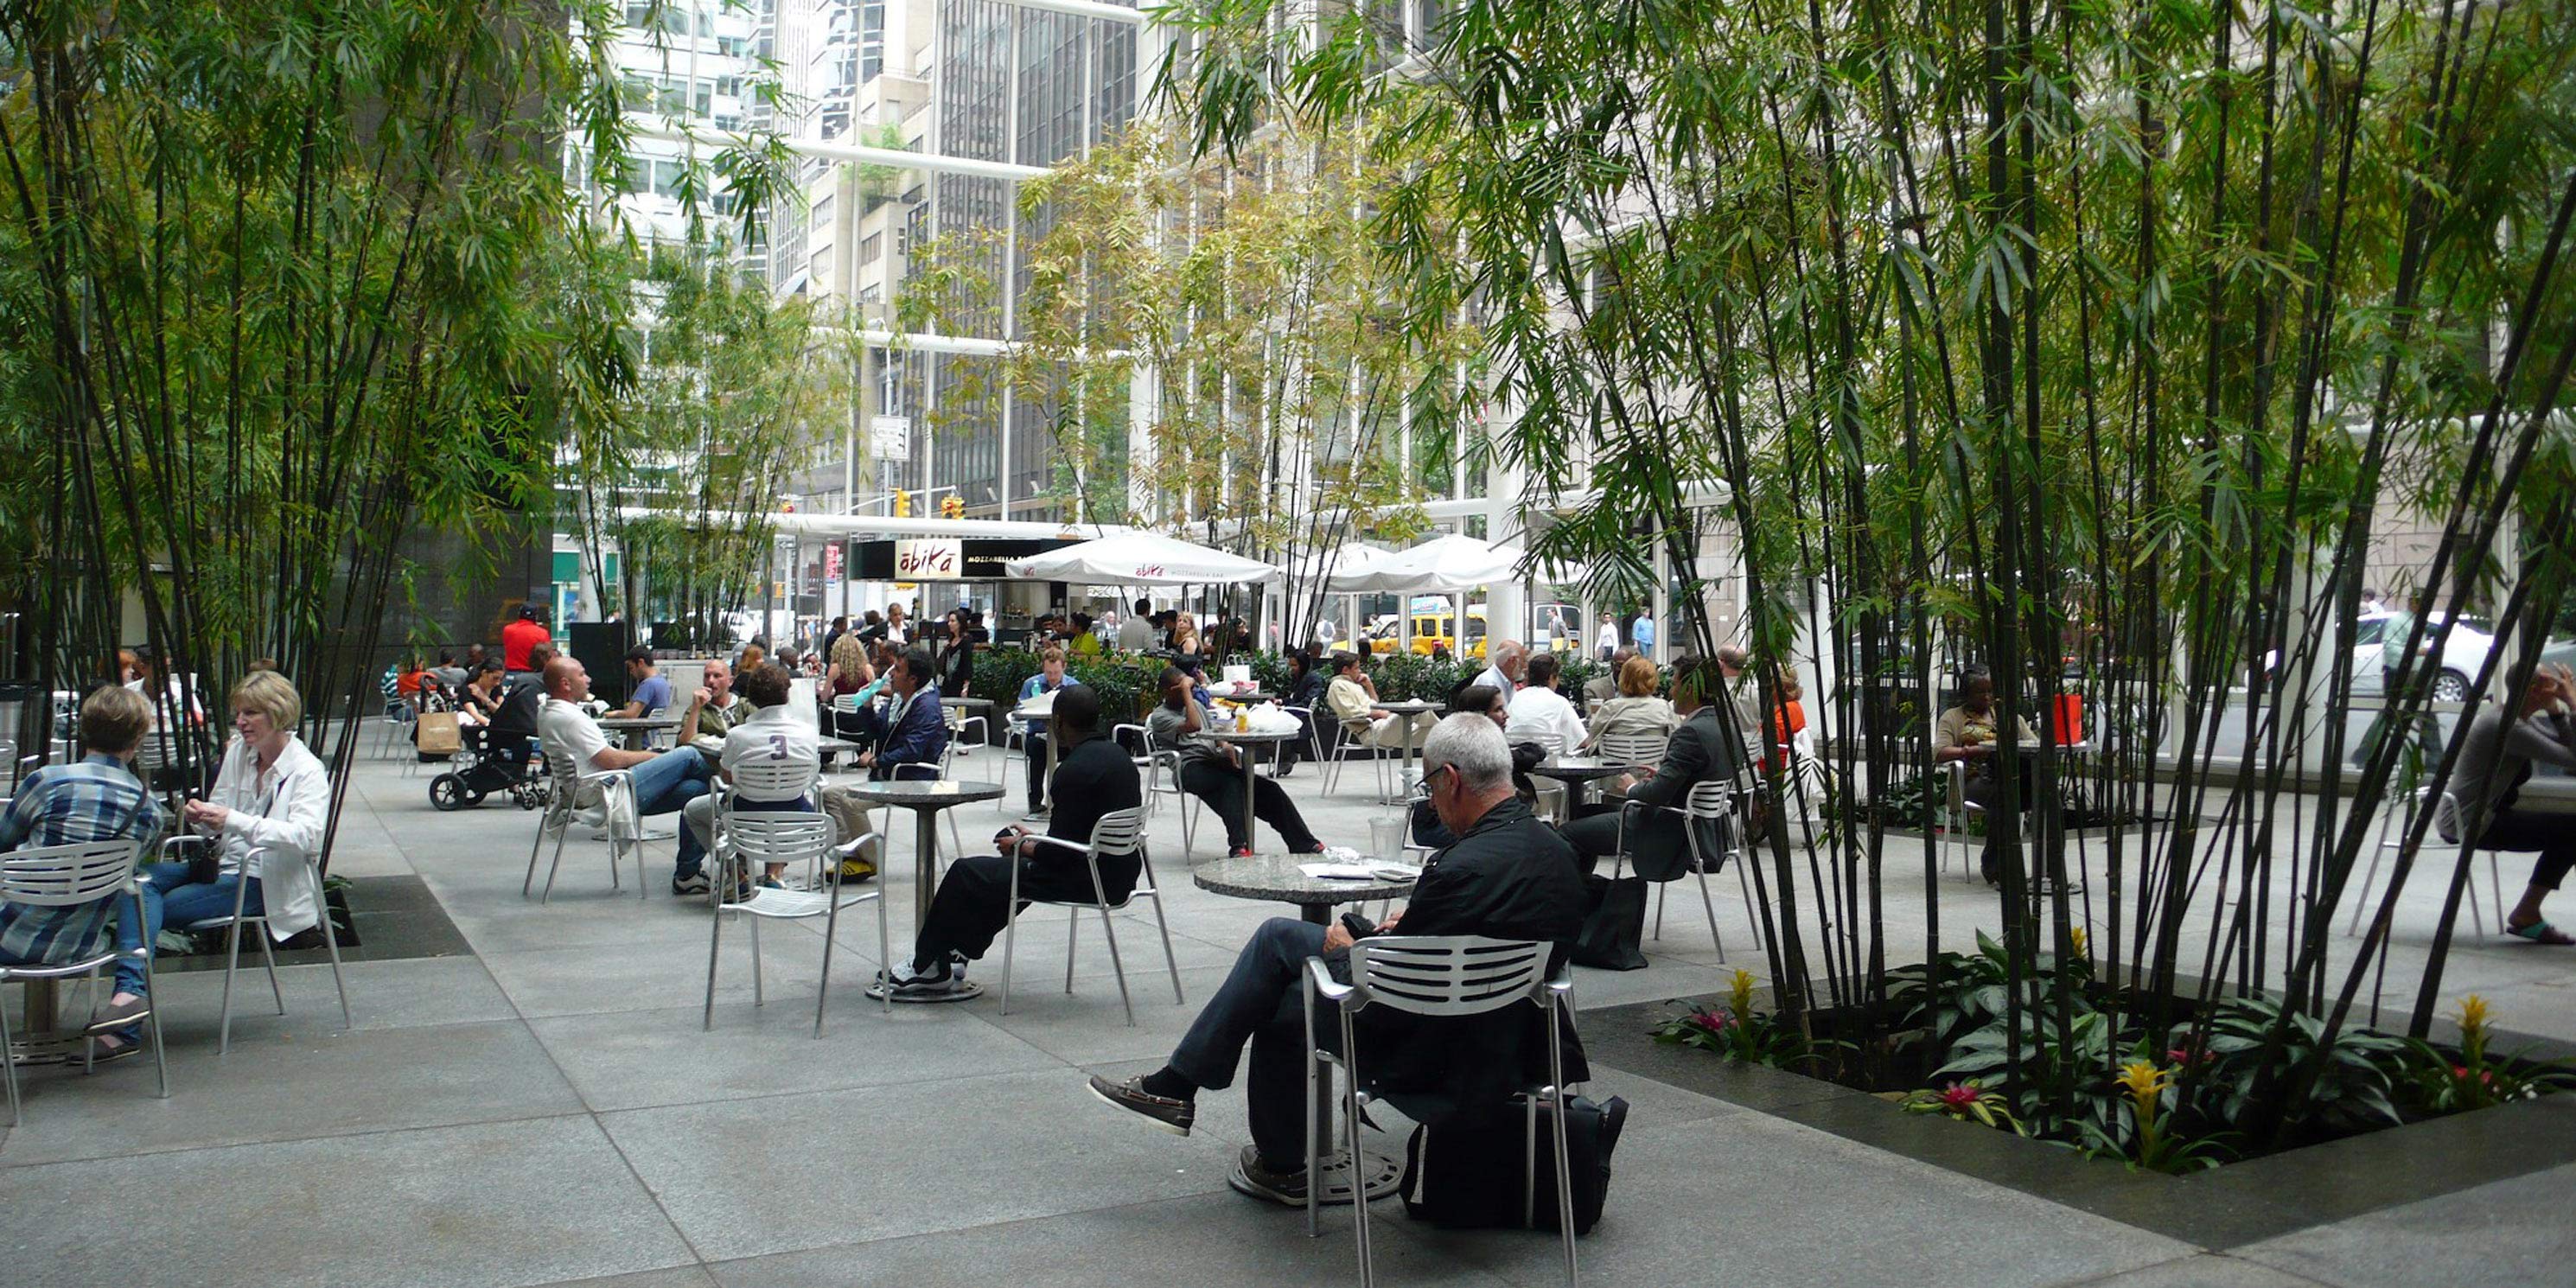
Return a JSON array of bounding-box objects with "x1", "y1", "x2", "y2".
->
[{"x1": 1400, "y1": 1093, "x2": 1629, "y2": 1234}]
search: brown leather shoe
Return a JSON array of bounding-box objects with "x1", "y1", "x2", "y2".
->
[{"x1": 1087, "y1": 1074, "x2": 1196, "y2": 1136}]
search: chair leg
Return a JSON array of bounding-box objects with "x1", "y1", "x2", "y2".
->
[
  {"x1": 813, "y1": 878, "x2": 837, "y2": 1037},
  {"x1": 1063, "y1": 908, "x2": 1079, "y2": 995},
  {"x1": 874, "y1": 888, "x2": 892, "y2": 1016},
  {"x1": 1149, "y1": 889, "x2": 1186, "y2": 1005},
  {"x1": 525, "y1": 813, "x2": 550, "y2": 896},
  {"x1": 749, "y1": 909, "x2": 765, "y2": 1008},
  {"x1": 2465, "y1": 845, "x2": 2487, "y2": 938},
  {"x1": 1696, "y1": 865, "x2": 1725, "y2": 960},
  {"x1": 1095, "y1": 903, "x2": 1134, "y2": 1027},
  {"x1": 141, "y1": 950, "x2": 169, "y2": 1100},
  {"x1": 216, "y1": 916, "x2": 244, "y2": 1055},
  {"x1": 543, "y1": 824, "x2": 571, "y2": 903},
  {"x1": 253, "y1": 923, "x2": 285, "y2": 1016},
  {"x1": 704, "y1": 864, "x2": 725, "y2": 1032},
  {"x1": 0, "y1": 982, "x2": 21, "y2": 1126},
  {"x1": 2488, "y1": 851, "x2": 2507, "y2": 936},
  {"x1": 1546, "y1": 1007, "x2": 1579, "y2": 1286},
  {"x1": 1001, "y1": 860, "x2": 1023, "y2": 1017},
  {"x1": 1343, "y1": 1011, "x2": 1374, "y2": 1287},
  {"x1": 1651, "y1": 882, "x2": 1665, "y2": 940},
  {"x1": 2348, "y1": 803, "x2": 2401, "y2": 935},
  {"x1": 319, "y1": 890, "x2": 352, "y2": 1028}
]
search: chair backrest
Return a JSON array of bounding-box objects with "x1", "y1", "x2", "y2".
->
[
  {"x1": 134, "y1": 731, "x2": 168, "y2": 772},
  {"x1": 723, "y1": 812, "x2": 835, "y2": 868},
  {"x1": 833, "y1": 692, "x2": 861, "y2": 713},
  {"x1": 1683, "y1": 780, "x2": 1733, "y2": 816},
  {"x1": 0, "y1": 838, "x2": 140, "y2": 908},
  {"x1": 1596, "y1": 729, "x2": 1667, "y2": 770},
  {"x1": 1521, "y1": 730, "x2": 1568, "y2": 756},
  {"x1": 729, "y1": 756, "x2": 817, "y2": 802},
  {"x1": 1086, "y1": 807, "x2": 1147, "y2": 858},
  {"x1": 1346, "y1": 935, "x2": 1549, "y2": 1018}
]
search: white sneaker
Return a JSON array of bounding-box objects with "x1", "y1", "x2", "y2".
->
[{"x1": 877, "y1": 960, "x2": 965, "y2": 1000}]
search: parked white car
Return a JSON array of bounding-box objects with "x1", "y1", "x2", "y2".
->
[{"x1": 2353, "y1": 610, "x2": 2489, "y2": 701}]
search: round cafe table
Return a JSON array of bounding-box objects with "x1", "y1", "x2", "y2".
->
[
  {"x1": 841, "y1": 780, "x2": 1004, "y2": 933},
  {"x1": 596, "y1": 714, "x2": 681, "y2": 750},
  {"x1": 1526, "y1": 756, "x2": 1631, "y2": 810},
  {"x1": 1195, "y1": 727, "x2": 1299, "y2": 845},
  {"x1": 1191, "y1": 852, "x2": 1415, "y2": 1206}
]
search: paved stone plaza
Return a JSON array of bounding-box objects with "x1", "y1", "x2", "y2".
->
[{"x1": 3, "y1": 745, "x2": 2571, "y2": 1287}]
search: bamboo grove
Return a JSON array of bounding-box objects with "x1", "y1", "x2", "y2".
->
[
  {"x1": 1159, "y1": 0, "x2": 2576, "y2": 1141},
  {"x1": 0, "y1": 0, "x2": 828, "y2": 853}
]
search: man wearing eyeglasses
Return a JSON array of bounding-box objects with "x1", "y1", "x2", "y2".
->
[{"x1": 1088, "y1": 713, "x2": 1587, "y2": 1206}]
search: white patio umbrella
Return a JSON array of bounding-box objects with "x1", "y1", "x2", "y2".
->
[
  {"x1": 1002, "y1": 531, "x2": 1279, "y2": 585},
  {"x1": 1328, "y1": 532, "x2": 1522, "y2": 595}
]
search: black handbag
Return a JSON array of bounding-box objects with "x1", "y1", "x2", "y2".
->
[
  {"x1": 1571, "y1": 872, "x2": 1649, "y2": 970},
  {"x1": 1400, "y1": 1093, "x2": 1629, "y2": 1234}
]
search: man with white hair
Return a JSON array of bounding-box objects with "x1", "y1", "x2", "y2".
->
[
  {"x1": 1087, "y1": 713, "x2": 1587, "y2": 1205},
  {"x1": 1474, "y1": 638, "x2": 1526, "y2": 701}
]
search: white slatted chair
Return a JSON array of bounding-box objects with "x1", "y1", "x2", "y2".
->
[
  {"x1": 523, "y1": 738, "x2": 645, "y2": 902},
  {"x1": 1516, "y1": 730, "x2": 1572, "y2": 820},
  {"x1": 1301, "y1": 936, "x2": 1578, "y2": 1287},
  {"x1": 373, "y1": 693, "x2": 414, "y2": 759},
  {"x1": 644, "y1": 705, "x2": 677, "y2": 751},
  {"x1": 1943, "y1": 759, "x2": 1982, "y2": 880},
  {"x1": 2346, "y1": 787, "x2": 2510, "y2": 937},
  {"x1": 1113, "y1": 723, "x2": 1158, "y2": 815},
  {"x1": 1592, "y1": 729, "x2": 1671, "y2": 780},
  {"x1": 1602, "y1": 780, "x2": 1751, "y2": 958},
  {"x1": 702, "y1": 811, "x2": 890, "y2": 1034},
  {"x1": 998, "y1": 807, "x2": 1184, "y2": 1025},
  {"x1": 1141, "y1": 731, "x2": 1207, "y2": 858},
  {"x1": 0, "y1": 839, "x2": 169, "y2": 1123},
  {"x1": 1323, "y1": 712, "x2": 1393, "y2": 801},
  {"x1": 161, "y1": 833, "x2": 351, "y2": 1054}
]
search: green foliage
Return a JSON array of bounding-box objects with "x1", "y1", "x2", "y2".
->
[
  {"x1": 2182, "y1": 997, "x2": 2410, "y2": 1138},
  {"x1": 972, "y1": 648, "x2": 1159, "y2": 725},
  {"x1": 1886, "y1": 934, "x2": 2093, "y2": 1052},
  {"x1": 2398, "y1": 995, "x2": 2576, "y2": 1113},
  {"x1": 1366, "y1": 652, "x2": 1468, "y2": 705}
]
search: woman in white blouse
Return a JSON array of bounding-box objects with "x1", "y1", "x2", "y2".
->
[{"x1": 143, "y1": 671, "x2": 332, "y2": 944}]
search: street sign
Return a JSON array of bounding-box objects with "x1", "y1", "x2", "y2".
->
[{"x1": 870, "y1": 414, "x2": 911, "y2": 462}]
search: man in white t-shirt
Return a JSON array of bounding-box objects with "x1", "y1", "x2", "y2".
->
[
  {"x1": 1594, "y1": 611, "x2": 1619, "y2": 661},
  {"x1": 539, "y1": 655, "x2": 717, "y2": 895},
  {"x1": 1504, "y1": 653, "x2": 1587, "y2": 752},
  {"x1": 1117, "y1": 598, "x2": 1153, "y2": 652},
  {"x1": 681, "y1": 662, "x2": 823, "y2": 888}
]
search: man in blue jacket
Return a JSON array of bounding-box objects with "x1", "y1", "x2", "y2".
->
[{"x1": 852, "y1": 647, "x2": 949, "y2": 781}]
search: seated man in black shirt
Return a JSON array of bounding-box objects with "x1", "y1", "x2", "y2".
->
[
  {"x1": 1090, "y1": 713, "x2": 1586, "y2": 1204},
  {"x1": 877, "y1": 685, "x2": 1142, "y2": 1000}
]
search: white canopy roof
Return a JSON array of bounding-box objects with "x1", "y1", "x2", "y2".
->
[
  {"x1": 1328, "y1": 533, "x2": 1526, "y2": 595},
  {"x1": 1002, "y1": 532, "x2": 1279, "y2": 585}
]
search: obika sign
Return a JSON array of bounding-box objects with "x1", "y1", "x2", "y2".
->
[
  {"x1": 896, "y1": 538, "x2": 962, "y2": 579},
  {"x1": 1132, "y1": 565, "x2": 1164, "y2": 578}
]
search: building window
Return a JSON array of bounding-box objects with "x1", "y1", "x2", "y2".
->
[
  {"x1": 811, "y1": 194, "x2": 834, "y2": 227},
  {"x1": 859, "y1": 283, "x2": 882, "y2": 303},
  {"x1": 858, "y1": 233, "x2": 882, "y2": 265}
]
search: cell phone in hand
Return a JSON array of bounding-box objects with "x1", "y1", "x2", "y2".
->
[{"x1": 1339, "y1": 911, "x2": 1378, "y2": 942}]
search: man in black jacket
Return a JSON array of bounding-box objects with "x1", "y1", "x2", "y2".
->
[
  {"x1": 1560, "y1": 657, "x2": 1738, "y2": 880},
  {"x1": 1090, "y1": 713, "x2": 1587, "y2": 1204},
  {"x1": 877, "y1": 685, "x2": 1142, "y2": 1000}
]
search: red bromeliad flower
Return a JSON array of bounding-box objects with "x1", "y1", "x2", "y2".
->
[
  {"x1": 1686, "y1": 1009, "x2": 1734, "y2": 1034},
  {"x1": 1939, "y1": 1082, "x2": 1983, "y2": 1111}
]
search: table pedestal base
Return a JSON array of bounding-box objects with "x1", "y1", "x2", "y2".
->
[{"x1": 1228, "y1": 1149, "x2": 1403, "y2": 1207}]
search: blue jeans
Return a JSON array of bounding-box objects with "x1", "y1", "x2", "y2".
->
[
  {"x1": 143, "y1": 860, "x2": 266, "y2": 992},
  {"x1": 1169, "y1": 917, "x2": 1347, "y2": 1167},
  {"x1": 627, "y1": 749, "x2": 714, "y2": 874}
]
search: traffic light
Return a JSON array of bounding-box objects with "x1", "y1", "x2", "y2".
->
[
  {"x1": 940, "y1": 494, "x2": 965, "y2": 520},
  {"x1": 893, "y1": 489, "x2": 911, "y2": 517}
]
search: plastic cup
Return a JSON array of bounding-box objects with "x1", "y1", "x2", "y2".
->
[{"x1": 1369, "y1": 817, "x2": 1407, "y2": 864}]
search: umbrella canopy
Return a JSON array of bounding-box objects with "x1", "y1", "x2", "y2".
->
[
  {"x1": 1002, "y1": 532, "x2": 1279, "y2": 585},
  {"x1": 1328, "y1": 533, "x2": 1524, "y2": 595},
  {"x1": 1285, "y1": 541, "x2": 1393, "y2": 584}
]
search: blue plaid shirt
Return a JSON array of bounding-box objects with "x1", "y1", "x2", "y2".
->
[{"x1": 0, "y1": 754, "x2": 164, "y2": 967}]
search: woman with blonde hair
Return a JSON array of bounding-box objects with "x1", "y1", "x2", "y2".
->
[
  {"x1": 143, "y1": 671, "x2": 333, "y2": 955},
  {"x1": 1584, "y1": 654, "x2": 1680, "y2": 748}
]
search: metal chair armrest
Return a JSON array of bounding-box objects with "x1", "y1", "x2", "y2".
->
[
  {"x1": 1303, "y1": 955, "x2": 1356, "y2": 1006},
  {"x1": 158, "y1": 833, "x2": 212, "y2": 861},
  {"x1": 1023, "y1": 832, "x2": 1089, "y2": 857}
]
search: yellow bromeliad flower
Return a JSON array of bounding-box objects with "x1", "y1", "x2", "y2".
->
[
  {"x1": 2454, "y1": 994, "x2": 2491, "y2": 1042},
  {"x1": 1728, "y1": 968, "x2": 1757, "y2": 1017},
  {"x1": 2069, "y1": 927, "x2": 2089, "y2": 960},
  {"x1": 2116, "y1": 1060, "x2": 2171, "y2": 1120}
]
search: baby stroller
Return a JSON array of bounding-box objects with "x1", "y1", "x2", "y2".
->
[{"x1": 428, "y1": 728, "x2": 548, "y2": 812}]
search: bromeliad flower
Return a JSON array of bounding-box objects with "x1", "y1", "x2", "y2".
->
[
  {"x1": 1685, "y1": 1009, "x2": 1734, "y2": 1034},
  {"x1": 1939, "y1": 1082, "x2": 1984, "y2": 1111},
  {"x1": 2454, "y1": 995, "x2": 2491, "y2": 1042},
  {"x1": 1728, "y1": 968, "x2": 1758, "y2": 1018},
  {"x1": 2117, "y1": 1061, "x2": 2171, "y2": 1118}
]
